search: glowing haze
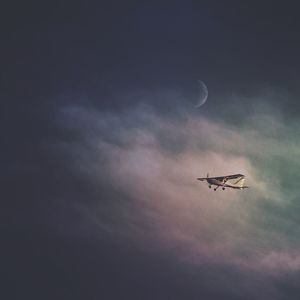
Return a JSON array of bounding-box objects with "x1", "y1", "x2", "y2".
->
[{"x1": 58, "y1": 89, "x2": 300, "y2": 285}]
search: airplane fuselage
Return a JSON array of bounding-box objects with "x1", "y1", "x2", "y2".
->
[
  {"x1": 205, "y1": 178, "x2": 246, "y2": 190},
  {"x1": 207, "y1": 178, "x2": 223, "y2": 186}
]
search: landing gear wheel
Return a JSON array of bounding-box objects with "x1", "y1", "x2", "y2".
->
[
  {"x1": 222, "y1": 187, "x2": 225, "y2": 190},
  {"x1": 214, "y1": 188, "x2": 217, "y2": 191}
]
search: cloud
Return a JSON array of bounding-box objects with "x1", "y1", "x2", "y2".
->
[
  {"x1": 57, "y1": 93, "x2": 300, "y2": 279},
  {"x1": 259, "y1": 252, "x2": 300, "y2": 272}
]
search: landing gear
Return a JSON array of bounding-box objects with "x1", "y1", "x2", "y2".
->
[
  {"x1": 222, "y1": 187, "x2": 225, "y2": 190},
  {"x1": 209, "y1": 185, "x2": 212, "y2": 189},
  {"x1": 214, "y1": 188, "x2": 217, "y2": 191}
]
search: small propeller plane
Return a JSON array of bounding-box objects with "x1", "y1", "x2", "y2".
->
[{"x1": 197, "y1": 174, "x2": 249, "y2": 191}]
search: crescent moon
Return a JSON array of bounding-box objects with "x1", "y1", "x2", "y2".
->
[{"x1": 195, "y1": 80, "x2": 208, "y2": 108}]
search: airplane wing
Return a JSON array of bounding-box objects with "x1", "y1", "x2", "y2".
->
[
  {"x1": 197, "y1": 174, "x2": 245, "y2": 181},
  {"x1": 197, "y1": 177, "x2": 207, "y2": 181},
  {"x1": 213, "y1": 174, "x2": 245, "y2": 180}
]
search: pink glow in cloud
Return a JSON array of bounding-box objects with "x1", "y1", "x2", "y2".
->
[{"x1": 60, "y1": 103, "x2": 300, "y2": 275}]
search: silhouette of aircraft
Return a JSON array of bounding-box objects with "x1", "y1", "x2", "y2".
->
[{"x1": 197, "y1": 174, "x2": 249, "y2": 191}]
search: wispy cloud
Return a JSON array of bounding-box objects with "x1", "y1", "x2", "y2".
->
[{"x1": 58, "y1": 93, "x2": 300, "y2": 277}]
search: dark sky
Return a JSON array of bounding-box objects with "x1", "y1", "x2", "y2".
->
[{"x1": 3, "y1": 1, "x2": 300, "y2": 299}]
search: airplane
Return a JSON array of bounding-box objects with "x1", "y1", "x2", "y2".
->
[{"x1": 197, "y1": 173, "x2": 249, "y2": 191}]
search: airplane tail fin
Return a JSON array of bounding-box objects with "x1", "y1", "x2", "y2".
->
[{"x1": 233, "y1": 177, "x2": 247, "y2": 188}]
